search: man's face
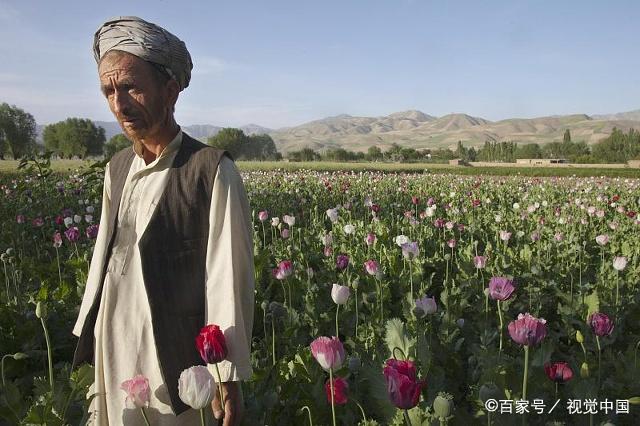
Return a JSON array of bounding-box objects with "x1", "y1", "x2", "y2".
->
[{"x1": 98, "y1": 52, "x2": 176, "y2": 142}]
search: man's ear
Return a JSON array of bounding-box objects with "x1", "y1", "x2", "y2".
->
[{"x1": 166, "y1": 79, "x2": 180, "y2": 111}]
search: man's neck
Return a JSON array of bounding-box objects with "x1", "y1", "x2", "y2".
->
[{"x1": 139, "y1": 124, "x2": 180, "y2": 165}]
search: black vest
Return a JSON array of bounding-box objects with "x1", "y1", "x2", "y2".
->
[{"x1": 73, "y1": 133, "x2": 230, "y2": 414}]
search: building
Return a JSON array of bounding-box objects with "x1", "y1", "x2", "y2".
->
[
  {"x1": 516, "y1": 158, "x2": 569, "y2": 165},
  {"x1": 449, "y1": 159, "x2": 466, "y2": 166}
]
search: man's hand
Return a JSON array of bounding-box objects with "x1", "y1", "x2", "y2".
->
[{"x1": 212, "y1": 381, "x2": 243, "y2": 426}]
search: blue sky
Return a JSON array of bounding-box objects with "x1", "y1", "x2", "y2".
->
[{"x1": 1, "y1": 0, "x2": 639, "y2": 128}]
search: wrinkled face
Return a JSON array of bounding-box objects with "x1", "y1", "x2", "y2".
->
[{"x1": 98, "y1": 51, "x2": 177, "y2": 142}]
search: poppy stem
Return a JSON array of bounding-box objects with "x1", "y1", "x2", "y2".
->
[
  {"x1": 200, "y1": 408, "x2": 205, "y2": 426},
  {"x1": 409, "y1": 263, "x2": 414, "y2": 298},
  {"x1": 522, "y1": 345, "x2": 529, "y2": 401},
  {"x1": 271, "y1": 319, "x2": 276, "y2": 366},
  {"x1": 140, "y1": 408, "x2": 151, "y2": 426},
  {"x1": 55, "y1": 247, "x2": 62, "y2": 286},
  {"x1": 392, "y1": 347, "x2": 407, "y2": 361},
  {"x1": 497, "y1": 300, "x2": 504, "y2": 358},
  {"x1": 615, "y1": 271, "x2": 620, "y2": 310},
  {"x1": 354, "y1": 289, "x2": 358, "y2": 339},
  {"x1": 335, "y1": 304, "x2": 340, "y2": 338},
  {"x1": 352, "y1": 399, "x2": 367, "y2": 422},
  {"x1": 300, "y1": 405, "x2": 313, "y2": 426},
  {"x1": 403, "y1": 409, "x2": 413, "y2": 426},
  {"x1": 596, "y1": 336, "x2": 602, "y2": 391},
  {"x1": 329, "y1": 368, "x2": 337, "y2": 426},
  {"x1": 39, "y1": 315, "x2": 54, "y2": 392},
  {"x1": 214, "y1": 363, "x2": 226, "y2": 418}
]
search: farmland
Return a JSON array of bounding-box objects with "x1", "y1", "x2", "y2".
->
[{"x1": 1, "y1": 158, "x2": 640, "y2": 424}]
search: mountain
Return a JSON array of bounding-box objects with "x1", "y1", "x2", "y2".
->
[
  {"x1": 269, "y1": 110, "x2": 640, "y2": 153},
  {"x1": 593, "y1": 109, "x2": 640, "y2": 122},
  {"x1": 33, "y1": 109, "x2": 640, "y2": 153}
]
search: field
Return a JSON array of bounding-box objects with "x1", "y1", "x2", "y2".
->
[
  {"x1": 1, "y1": 159, "x2": 640, "y2": 178},
  {"x1": 1, "y1": 158, "x2": 640, "y2": 424}
]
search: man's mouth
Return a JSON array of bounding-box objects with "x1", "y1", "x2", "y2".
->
[{"x1": 121, "y1": 118, "x2": 141, "y2": 126}]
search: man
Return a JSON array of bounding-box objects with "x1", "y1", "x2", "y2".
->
[{"x1": 72, "y1": 16, "x2": 254, "y2": 425}]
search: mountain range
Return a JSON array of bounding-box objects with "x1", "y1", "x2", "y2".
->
[
  {"x1": 36, "y1": 109, "x2": 640, "y2": 153},
  {"x1": 269, "y1": 110, "x2": 640, "y2": 153}
]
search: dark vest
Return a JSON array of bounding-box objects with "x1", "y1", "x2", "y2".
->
[{"x1": 73, "y1": 133, "x2": 231, "y2": 414}]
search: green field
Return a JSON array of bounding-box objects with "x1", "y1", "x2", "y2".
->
[
  {"x1": 0, "y1": 159, "x2": 94, "y2": 174},
  {"x1": 1, "y1": 159, "x2": 639, "y2": 177}
]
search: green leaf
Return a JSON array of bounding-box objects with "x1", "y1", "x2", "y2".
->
[
  {"x1": 584, "y1": 291, "x2": 600, "y2": 321},
  {"x1": 385, "y1": 318, "x2": 416, "y2": 360},
  {"x1": 71, "y1": 364, "x2": 94, "y2": 390},
  {"x1": 360, "y1": 363, "x2": 396, "y2": 422}
]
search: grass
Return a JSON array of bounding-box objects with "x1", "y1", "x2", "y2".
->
[{"x1": 1, "y1": 159, "x2": 639, "y2": 178}]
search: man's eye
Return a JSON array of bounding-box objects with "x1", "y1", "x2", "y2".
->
[{"x1": 122, "y1": 84, "x2": 137, "y2": 93}]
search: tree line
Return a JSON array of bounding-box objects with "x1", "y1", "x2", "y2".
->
[
  {"x1": 1, "y1": 103, "x2": 638, "y2": 164},
  {"x1": 0, "y1": 103, "x2": 281, "y2": 161},
  {"x1": 286, "y1": 129, "x2": 640, "y2": 164},
  {"x1": 0, "y1": 103, "x2": 37, "y2": 159}
]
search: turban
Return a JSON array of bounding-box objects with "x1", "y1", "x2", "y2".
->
[{"x1": 93, "y1": 16, "x2": 193, "y2": 91}]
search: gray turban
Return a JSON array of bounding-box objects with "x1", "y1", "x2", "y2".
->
[{"x1": 93, "y1": 16, "x2": 193, "y2": 91}]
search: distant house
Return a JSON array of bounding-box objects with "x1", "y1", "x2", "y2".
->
[
  {"x1": 628, "y1": 160, "x2": 640, "y2": 168},
  {"x1": 449, "y1": 159, "x2": 466, "y2": 166},
  {"x1": 516, "y1": 158, "x2": 569, "y2": 165}
]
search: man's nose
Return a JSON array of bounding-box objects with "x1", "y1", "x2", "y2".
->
[{"x1": 111, "y1": 89, "x2": 131, "y2": 116}]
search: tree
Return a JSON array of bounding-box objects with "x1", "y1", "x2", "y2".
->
[
  {"x1": 246, "y1": 134, "x2": 279, "y2": 160},
  {"x1": 400, "y1": 147, "x2": 419, "y2": 162},
  {"x1": 455, "y1": 140, "x2": 467, "y2": 160},
  {"x1": 288, "y1": 148, "x2": 320, "y2": 161},
  {"x1": 467, "y1": 146, "x2": 477, "y2": 161},
  {"x1": 365, "y1": 146, "x2": 383, "y2": 161},
  {"x1": 430, "y1": 148, "x2": 456, "y2": 162},
  {"x1": 324, "y1": 148, "x2": 359, "y2": 162},
  {"x1": 42, "y1": 118, "x2": 105, "y2": 158},
  {"x1": 516, "y1": 143, "x2": 543, "y2": 159},
  {"x1": 563, "y1": 129, "x2": 571, "y2": 144},
  {"x1": 207, "y1": 128, "x2": 248, "y2": 159},
  {"x1": 477, "y1": 140, "x2": 516, "y2": 162},
  {"x1": 0, "y1": 103, "x2": 37, "y2": 159},
  {"x1": 592, "y1": 128, "x2": 640, "y2": 163},
  {"x1": 543, "y1": 140, "x2": 590, "y2": 161},
  {"x1": 385, "y1": 143, "x2": 404, "y2": 162},
  {"x1": 104, "y1": 134, "x2": 131, "y2": 160}
]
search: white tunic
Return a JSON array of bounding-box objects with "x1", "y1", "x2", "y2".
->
[{"x1": 73, "y1": 131, "x2": 254, "y2": 425}]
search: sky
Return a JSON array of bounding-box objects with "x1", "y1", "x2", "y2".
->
[{"x1": 1, "y1": 0, "x2": 639, "y2": 129}]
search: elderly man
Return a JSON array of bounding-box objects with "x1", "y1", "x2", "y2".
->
[{"x1": 72, "y1": 16, "x2": 254, "y2": 425}]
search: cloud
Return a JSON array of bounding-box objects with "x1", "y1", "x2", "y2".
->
[{"x1": 191, "y1": 55, "x2": 229, "y2": 75}]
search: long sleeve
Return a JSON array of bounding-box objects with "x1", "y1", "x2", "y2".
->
[
  {"x1": 73, "y1": 163, "x2": 112, "y2": 337},
  {"x1": 205, "y1": 156, "x2": 255, "y2": 382}
]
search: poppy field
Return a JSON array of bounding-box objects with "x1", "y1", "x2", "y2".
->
[{"x1": 1, "y1": 157, "x2": 640, "y2": 425}]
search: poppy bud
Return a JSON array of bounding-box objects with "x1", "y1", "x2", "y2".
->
[
  {"x1": 580, "y1": 362, "x2": 589, "y2": 378},
  {"x1": 433, "y1": 392, "x2": 454, "y2": 419}
]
